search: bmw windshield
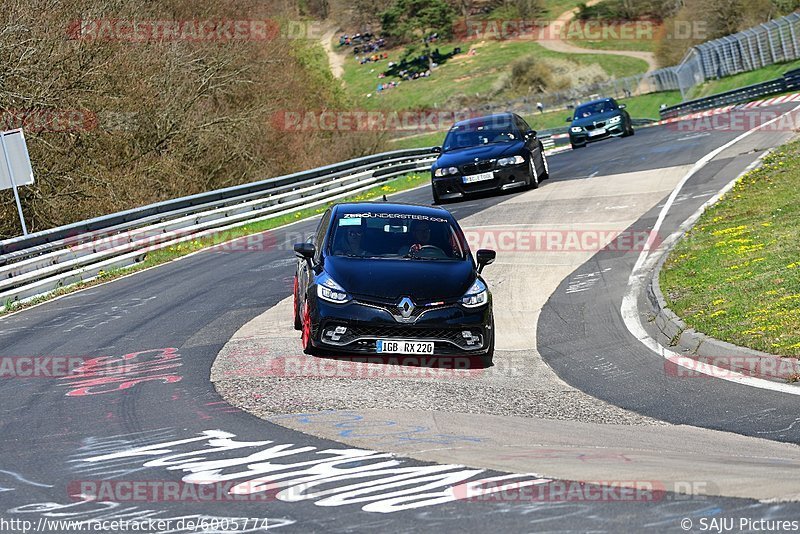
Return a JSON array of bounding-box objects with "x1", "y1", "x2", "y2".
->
[
  {"x1": 329, "y1": 212, "x2": 466, "y2": 260},
  {"x1": 443, "y1": 122, "x2": 522, "y2": 152},
  {"x1": 574, "y1": 100, "x2": 618, "y2": 118}
]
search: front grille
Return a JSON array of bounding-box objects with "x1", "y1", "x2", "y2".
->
[
  {"x1": 585, "y1": 121, "x2": 606, "y2": 131},
  {"x1": 461, "y1": 160, "x2": 494, "y2": 175},
  {"x1": 350, "y1": 325, "x2": 465, "y2": 343}
]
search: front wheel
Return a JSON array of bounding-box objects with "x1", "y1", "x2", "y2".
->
[
  {"x1": 293, "y1": 276, "x2": 302, "y2": 330},
  {"x1": 540, "y1": 150, "x2": 550, "y2": 181},
  {"x1": 301, "y1": 300, "x2": 317, "y2": 355},
  {"x1": 527, "y1": 157, "x2": 539, "y2": 189},
  {"x1": 480, "y1": 317, "x2": 495, "y2": 368},
  {"x1": 432, "y1": 185, "x2": 443, "y2": 205}
]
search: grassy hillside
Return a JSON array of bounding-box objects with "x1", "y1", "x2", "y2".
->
[{"x1": 341, "y1": 39, "x2": 648, "y2": 111}]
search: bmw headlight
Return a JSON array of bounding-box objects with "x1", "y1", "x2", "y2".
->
[
  {"x1": 461, "y1": 278, "x2": 488, "y2": 308},
  {"x1": 434, "y1": 167, "x2": 459, "y2": 177},
  {"x1": 608, "y1": 115, "x2": 622, "y2": 124},
  {"x1": 317, "y1": 273, "x2": 351, "y2": 303},
  {"x1": 497, "y1": 155, "x2": 525, "y2": 167},
  {"x1": 570, "y1": 126, "x2": 583, "y2": 133}
]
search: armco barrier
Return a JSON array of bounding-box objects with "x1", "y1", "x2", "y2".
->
[
  {"x1": 0, "y1": 148, "x2": 437, "y2": 305},
  {"x1": 659, "y1": 69, "x2": 800, "y2": 120}
]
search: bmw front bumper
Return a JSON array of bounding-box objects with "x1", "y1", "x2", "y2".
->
[{"x1": 432, "y1": 162, "x2": 528, "y2": 200}]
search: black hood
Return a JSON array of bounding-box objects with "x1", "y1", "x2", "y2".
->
[
  {"x1": 324, "y1": 256, "x2": 475, "y2": 302},
  {"x1": 436, "y1": 141, "x2": 525, "y2": 167},
  {"x1": 571, "y1": 110, "x2": 623, "y2": 128}
]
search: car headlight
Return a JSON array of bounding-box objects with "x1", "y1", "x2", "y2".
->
[
  {"x1": 497, "y1": 155, "x2": 525, "y2": 167},
  {"x1": 461, "y1": 278, "x2": 488, "y2": 308},
  {"x1": 608, "y1": 115, "x2": 622, "y2": 124},
  {"x1": 570, "y1": 126, "x2": 583, "y2": 133},
  {"x1": 316, "y1": 273, "x2": 351, "y2": 303},
  {"x1": 434, "y1": 167, "x2": 459, "y2": 177}
]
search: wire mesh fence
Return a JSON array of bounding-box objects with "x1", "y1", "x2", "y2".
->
[{"x1": 493, "y1": 12, "x2": 800, "y2": 114}]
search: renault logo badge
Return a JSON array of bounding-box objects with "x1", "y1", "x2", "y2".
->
[{"x1": 398, "y1": 297, "x2": 415, "y2": 319}]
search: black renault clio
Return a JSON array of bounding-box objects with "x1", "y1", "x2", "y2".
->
[
  {"x1": 293, "y1": 202, "x2": 497, "y2": 366},
  {"x1": 430, "y1": 112, "x2": 549, "y2": 204}
]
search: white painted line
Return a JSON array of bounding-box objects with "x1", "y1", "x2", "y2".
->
[{"x1": 621, "y1": 103, "x2": 800, "y2": 395}]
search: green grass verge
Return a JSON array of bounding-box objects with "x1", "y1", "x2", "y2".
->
[
  {"x1": 687, "y1": 59, "x2": 800, "y2": 100},
  {"x1": 660, "y1": 140, "x2": 800, "y2": 358},
  {"x1": 341, "y1": 40, "x2": 648, "y2": 112},
  {"x1": 1, "y1": 172, "x2": 430, "y2": 318}
]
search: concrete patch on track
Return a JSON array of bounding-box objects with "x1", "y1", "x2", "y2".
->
[{"x1": 211, "y1": 163, "x2": 800, "y2": 501}]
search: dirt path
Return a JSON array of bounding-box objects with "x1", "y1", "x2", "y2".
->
[
  {"x1": 539, "y1": 0, "x2": 658, "y2": 72},
  {"x1": 320, "y1": 26, "x2": 345, "y2": 79}
]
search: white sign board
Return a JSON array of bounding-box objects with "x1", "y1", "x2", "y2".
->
[{"x1": 0, "y1": 129, "x2": 34, "y2": 191}]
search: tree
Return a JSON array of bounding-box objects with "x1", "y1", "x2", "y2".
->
[{"x1": 381, "y1": 0, "x2": 456, "y2": 73}]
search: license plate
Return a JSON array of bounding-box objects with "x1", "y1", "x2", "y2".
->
[
  {"x1": 588, "y1": 128, "x2": 606, "y2": 137},
  {"x1": 376, "y1": 340, "x2": 434, "y2": 355},
  {"x1": 462, "y1": 171, "x2": 494, "y2": 184}
]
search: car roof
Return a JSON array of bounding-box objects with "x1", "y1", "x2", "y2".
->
[
  {"x1": 450, "y1": 112, "x2": 518, "y2": 130},
  {"x1": 578, "y1": 98, "x2": 615, "y2": 106},
  {"x1": 333, "y1": 202, "x2": 451, "y2": 219}
]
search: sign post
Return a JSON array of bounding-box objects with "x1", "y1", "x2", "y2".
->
[{"x1": 0, "y1": 129, "x2": 35, "y2": 236}]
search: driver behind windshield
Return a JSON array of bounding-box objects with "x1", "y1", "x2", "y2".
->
[
  {"x1": 334, "y1": 224, "x2": 367, "y2": 256},
  {"x1": 399, "y1": 220, "x2": 433, "y2": 255}
]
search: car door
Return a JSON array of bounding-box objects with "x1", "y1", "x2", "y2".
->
[{"x1": 516, "y1": 115, "x2": 541, "y2": 166}]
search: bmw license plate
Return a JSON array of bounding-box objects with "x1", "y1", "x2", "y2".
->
[
  {"x1": 376, "y1": 340, "x2": 434, "y2": 355},
  {"x1": 462, "y1": 171, "x2": 494, "y2": 184},
  {"x1": 588, "y1": 128, "x2": 606, "y2": 137}
]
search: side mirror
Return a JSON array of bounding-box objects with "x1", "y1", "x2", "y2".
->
[
  {"x1": 525, "y1": 130, "x2": 537, "y2": 140},
  {"x1": 476, "y1": 249, "x2": 496, "y2": 273},
  {"x1": 431, "y1": 146, "x2": 442, "y2": 154},
  {"x1": 294, "y1": 243, "x2": 316, "y2": 269},
  {"x1": 565, "y1": 116, "x2": 573, "y2": 123},
  {"x1": 618, "y1": 104, "x2": 627, "y2": 109},
  {"x1": 294, "y1": 242, "x2": 315, "y2": 259}
]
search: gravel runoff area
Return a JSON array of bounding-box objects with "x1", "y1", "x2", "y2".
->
[{"x1": 212, "y1": 299, "x2": 665, "y2": 426}]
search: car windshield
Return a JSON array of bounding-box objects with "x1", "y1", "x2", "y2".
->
[
  {"x1": 443, "y1": 121, "x2": 521, "y2": 152},
  {"x1": 575, "y1": 100, "x2": 617, "y2": 118},
  {"x1": 329, "y1": 212, "x2": 466, "y2": 260}
]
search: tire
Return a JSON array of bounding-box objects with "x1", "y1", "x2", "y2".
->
[
  {"x1": 300, "y1": 300, "x2": 317, "y2": 355},
  {"x1": 293, "y1": 276, "x2": 302, "y2": 330},
  {"x1": 480, "y1": 316, "x2": 495, "y2": 368},
  {"x1": 432, "y1": 185, "x2": 443, "y2": 205},
  {"x1": 629, "y1": 126, "x2": 635, "y2": 136},
  {"x1": 571, "y1": 142, "x2": 584, "y2": 150},
  {"x1": 540, "y1": 150, "x2": 550, "y2": 181},
  {"x1": 527, "y1": 157, "x2": 539, "y2": 189}
]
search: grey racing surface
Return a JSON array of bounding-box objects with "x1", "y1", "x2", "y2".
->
[{"x1": 1, "y1": 106, "x2": 799, "y2": 533}]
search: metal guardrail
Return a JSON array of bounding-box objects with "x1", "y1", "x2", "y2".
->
[
  {"x1": 659, "y1": 69, "x2": 800, "y2": 119},
  {"x1": 0, "y1": 148, "x2": 437, "y2": 305}
]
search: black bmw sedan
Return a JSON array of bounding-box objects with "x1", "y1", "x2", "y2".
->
[
  {"x1": 293, "y1": 202, "x2": 497, "y2": 366},
  {"x1": 430, "y1": 112, "x2": 549, "y2": 204},
  {"x1": 567, "y1": 97, "x2": 634, "y2": 149}
]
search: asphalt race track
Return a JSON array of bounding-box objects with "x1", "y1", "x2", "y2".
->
[{"x1": 1, "y1": 104, "x2": 800, "y2": 533}]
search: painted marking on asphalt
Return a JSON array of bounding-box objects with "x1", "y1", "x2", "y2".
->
[{"x1": 621, "y1": 103, "x2": 800, "y2": 396}]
